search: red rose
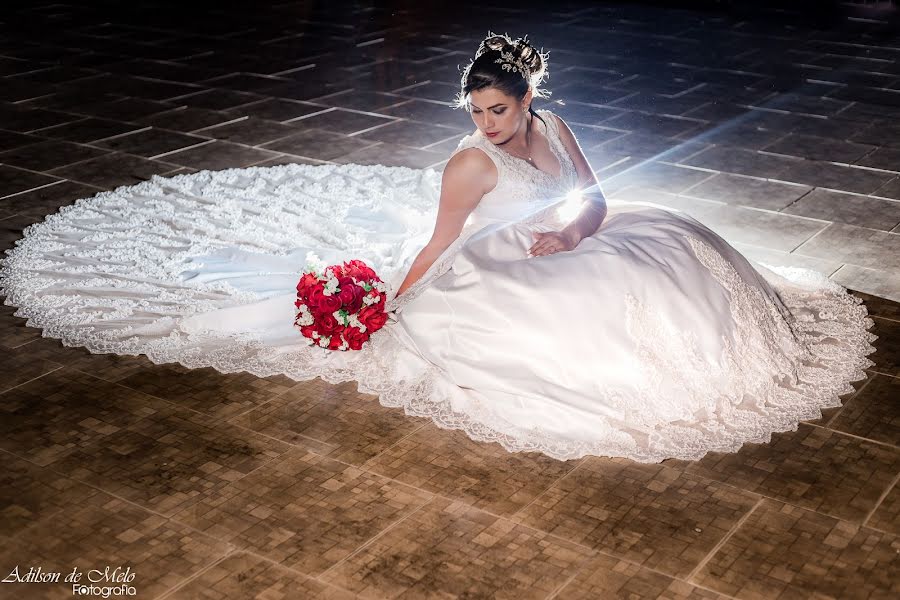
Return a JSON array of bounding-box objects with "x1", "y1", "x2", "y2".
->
[
  {"x1": 337, "y1": 278, "x2": 358, "y2": 306},
  {"x1": 296, "y1": 273, "x2": 319, "y2": 294},
  {"x1": 358, "y1": 306, "x2": 388, "y2": 333},
  {"x1": 343, "y1": 326, "x2": 369, "y2": 350},
  {"x1": 347, "y1": 285, "x2": 365, "y2": 314},
  {"x1": 317, "y1": 314, "x2": 342, "y2": 334},
  {"x1": 327, "y1": 332, "x2": 344, "y2": 350},
  {"x1": 307, "y1": 285, "x2": 341, "y2": 315},
  {"x1": 343, "y1": 260, "x2": 367, "y2": 279},
  {"x1": 297, "y1": 325, "x2": 317, "y2": 339}
]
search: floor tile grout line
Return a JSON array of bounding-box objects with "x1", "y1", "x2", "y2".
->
[
  {"x1": 823, "y1": 373, "x2": 873, "y2": 427},
  {"x1": 804, "y1": 420, "x2": 900, "y2": 451},
  {"x1": 0, "y1": 364, "x2": 64, "y2": 395},
  {"x1": 543, "y1": 549, "x2": 597, "y2": 600},
  {"x1": 686, "y1": 496, "x2": 764, "y2": 583},
  {"x1": 509, "y1": 458, "x2": 585, "y2": 520},
  {"x1": 314, "y1": 495, "x2": 436, "y2": 582},
  {"x1": 862, "y1": 470, "x2": 900, "y2": 529},
  {"x1": 150, "y1": 546, "x2": 238, "y2": 600}
]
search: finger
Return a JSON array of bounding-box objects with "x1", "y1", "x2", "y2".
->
[{"x1": 529, "y1": 241, "x2": 552, "y2": 256}]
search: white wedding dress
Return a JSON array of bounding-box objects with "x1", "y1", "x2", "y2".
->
[{"x1": 0, "y1": 109, "x2": 876, "y2": 462}]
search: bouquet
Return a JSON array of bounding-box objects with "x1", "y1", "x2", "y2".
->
[{"x1": 294, "y1": 259, "x2": 389, "y2": 351}]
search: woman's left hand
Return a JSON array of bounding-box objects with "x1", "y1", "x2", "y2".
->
[{"x1": 528, "y1": 231, "x2": 577, "y2": 257}]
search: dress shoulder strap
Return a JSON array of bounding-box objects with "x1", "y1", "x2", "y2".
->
[{"x1": 537, "y1": 108, "x2": 560, "y2": 139}]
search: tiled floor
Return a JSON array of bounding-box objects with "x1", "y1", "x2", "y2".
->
[{"x1": 1, "y1": 1, "x2": 900, "y2": 598}]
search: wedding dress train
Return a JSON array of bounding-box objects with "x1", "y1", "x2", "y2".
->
[{"x1": 0, "y1": 109, "x2": 876, "y2": 462}]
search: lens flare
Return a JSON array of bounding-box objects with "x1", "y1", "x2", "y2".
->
[{"x1": 557, "y1": 189, "x2": 583, "y2": 221}]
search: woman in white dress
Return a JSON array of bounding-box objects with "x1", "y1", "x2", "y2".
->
[{"x1": 0, "y1": 34, "x2": 876, "y2": 463}]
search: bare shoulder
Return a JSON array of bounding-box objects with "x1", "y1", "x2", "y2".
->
[
  {"x1": 443, "y1": 146, "x2": 497, "y2": 193},
  {"x1": 549, "y1": 112, "x2": 580, "y2": 149}
]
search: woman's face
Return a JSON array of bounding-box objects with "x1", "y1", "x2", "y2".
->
[{"x1": 468, "y1": 87, "x2": 528, "y2": 144}]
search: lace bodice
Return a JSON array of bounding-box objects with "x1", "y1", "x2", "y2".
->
[{"x1": 452, "y1": 108, "x2": 580, "y2": 229}]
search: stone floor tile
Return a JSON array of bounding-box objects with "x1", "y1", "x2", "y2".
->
[
  {"x1": 0, "y1": 129, "x2": 44, "y2": 152},
  {"x1": 0, "y1": 491, "x2": 231, "y2": 600},
  {"x1": 261, "y1": 129, "x2": 379, "y2": 161},
  {"x1": 319, "y1": 495, "x2": 594, "y2": 598},
  {"x1": 0, "y1": 342, "x2": 63, "y2": 393},
  {"x1": 849, "y1": 291, "x2": 900, "y2": 321},
  {"x1": 313, "y1": 90, "x2": 407, "y2": 112},
  {"x1": 603, "y1": 111, "x2": 703, "y2": 138},
  {"x1": 333, "y1": 142, "x2": 446, "y2": 169},
  {"x1": 605, "y1": 162, "x2": 714, "y2": 194},
  {"x1": 598, "y1": 132, "x2": 680, "y2": 159},
  {"x1": 837, "y1": 266, "x2": 900, "y2": 304},
  {"x1": 354, "y1": 119, "x2": 461, "y2": 148},
  {"x1": 228, "y1": 379, "x2": 428, "y2": 465},
  {"x1": 71, "y1": 97, "x2": 179, "y2": 121},
  {"x1": 513, "y1": 458, "x2": 759, "y2": 578},
  {"x1": 0, "y1": 452, "x2": 102, "y2": 539},
  {"x1": 227, "y1": 98, "x2": 328, "y2": 123},
  {"x1": 159, "y1": 140, "x2": 278, "y2": 170},
  {"x1": 194, "y1": 116, "x2": 299, "y2": 146},
  {"x1": 691, "y1": 499, "x2": 900, "y2": 599},
  {"x1": 781, "y1": 188, "x2": 900, "y2": 231},
  {"x1": 778, "y1": 160, "x2": 896, "y2": 195},
  {"x1": 0, "y1": 104, "x2": 82, "y2": 132},
  {"x1": 618, "y1": 188, "x2": 828, "y2": 252},
  {"x1": 856, "y1": 146, "x2": 900, "y2": 173},
  {"x1": 170, "y1": 449, "x2": 432, "y2": 576},
  {"x1": 867, "y1": 481, "x2": 900, "y2": 535},
  {"x1": 380, "y1": 99, "x2": 480, "y2": 131},
  {"x1": 695, "y1": 124, "x2": 786, "y2": 151},
  {"x1": 8, "y1": 335, "x2": 167, "y2": 382},
  {"x1": 729, "y1": 241, "x2": 843, "y2": 276},
  {"x1": 763, "y1": 133, "x2": 875, "y2": 164},
  {"x1": 0, "y1": 304, "x2": 43, "y2": 348},
  {"x1": 828, "y1": 373, "x2": 900, "y2": 447},
  {"x1": 250, "y1": 154, "x2": 331, "y2": 168},
  {"x1": 795, "y1": 222, "x2": 900, "y2": 272},
  {"x1": 681, "y1": 146, "x2": 799, "y2": 179},
  {"x1": 361, "y1": 424, "x2": 576, "y2": 517},
  {"x1": 0, "y1": 140, "x2": 109, "y2": 171},
  {"x1": 114, "y1": 362, "x2": 294, "y2": 422},
  {"x1": 684, "y1": 172, "x2": 811, "y2": 211},
  {"x1": 35, "y1": 117, "x2": 146, "y2": 143},
  {"x1": 674, "y1": 424, "x2": 900, "y2": 523},
  {"x1": 873, "y1": 176, "x2": 900, "y2": 200},
  {"x1": 554, "y1": 553, "x2": 728, "y2": 599},
  {"x1": 868, "y1": 316, "x2": 900, "y2": 377},
  {"x1": 48, "y1": 153, "x2": 180, "y2": 189},
  {"x1": 0, "y1": 164, "x2": 59, "y2": 199},
  {"x1": 94, "y1": 128, "x2": 211, "y2": 159},
  {"x1": 138, "y1": 106, "x2": 242, "y2": 132},
  {"x1": 54, "y1": 405, "x2": 293, "y2": 516},
  {"x1": 164, "y1": 552, "x2": 356, "y2": 600},
  {"x1": 568, "y1": 124, "x2": 625, "y2": 150},
  {"x1": 179, "y1": 88, "x2": 263, "y2": 111},
  {"x1": 0, "y1": 180, "x2": 100, "y2": 220},
  {"x1": 292, "y1": 108, "x2": 396, "y2": 135}
]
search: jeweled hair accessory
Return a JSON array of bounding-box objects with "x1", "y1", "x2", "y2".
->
[{"x1": 494, "y1": 50, "x2": 530, "y2": 81}]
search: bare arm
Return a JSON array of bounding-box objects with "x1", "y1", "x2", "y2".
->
[
  {"x1": 394, "y1": 148, "x2": 493, "y2": 298},
  {"x1": 554, "y1": 114, "x2": 608, "y2": 248}
]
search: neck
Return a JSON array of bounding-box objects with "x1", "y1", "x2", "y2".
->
[{"x1": 498, "y1": 112, "x2": 532, "y2": 153}]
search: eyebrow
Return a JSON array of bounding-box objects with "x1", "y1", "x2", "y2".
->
[{"x1": 469, "y1": 103, "x2": 506, "y2": 109}]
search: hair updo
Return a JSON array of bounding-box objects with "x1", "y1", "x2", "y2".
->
[{"x1": 453, "y1": 32, "x2": 551, "y2": 113}]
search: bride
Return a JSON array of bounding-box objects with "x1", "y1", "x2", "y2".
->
[{"x1": 0, "y1": 34, "x2": 876, "y2": 463}]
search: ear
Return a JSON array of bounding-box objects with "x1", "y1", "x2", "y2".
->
[{"x1": 523, "y1": 87, "x2": 534, "y2": 110}]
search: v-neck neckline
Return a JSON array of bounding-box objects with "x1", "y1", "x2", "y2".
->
[{"x1": 483, "y1": 111, "x2": 563, "y2": 180}]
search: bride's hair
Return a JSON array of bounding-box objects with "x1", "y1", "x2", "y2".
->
[{"x1": 453, "y1": 32, "x2": 551, "y2": 113}]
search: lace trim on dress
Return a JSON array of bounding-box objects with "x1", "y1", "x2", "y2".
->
[{"x1": 0, "y1": 158, "x2": 877, "y2": 464}]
